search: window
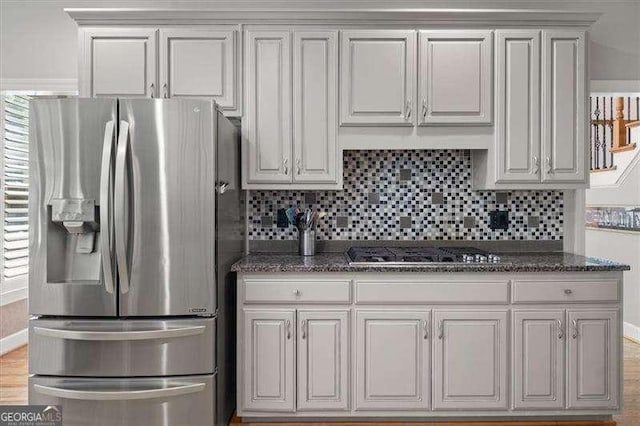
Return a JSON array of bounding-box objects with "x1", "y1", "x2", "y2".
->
[{"x1": 1, "y1": 94, "x2": 30, "y2": 287}]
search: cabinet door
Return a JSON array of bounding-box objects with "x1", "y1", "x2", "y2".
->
[
  {"x1": 297, "y1": 310, "x2": 349, "y2": 411},
  {"x1": 81, "y1": 28, "x2": 157, "y2": 98},
  {"x1": 433, "y1": 310, "x2": 508, "y2": 410},
  {"x1": 418, "y1": 30, "x2": 492, "y2": 125},
  {"x1": 567, "y1": 309, "x2": 619, "y2": 409},
  {"x1": 340, "y1": 30, "x2": 415, "y2": 126},
  {"x1": 242, "y1": 309, "x2": 295, "y2": 412},
  {"x1": 159, "y1": 28, "x2": 239, "y2": 114},
  {"x1": 541, "y1": 31, "x2": 586, "y2": 183},
  {"x1": 355, "y1": 310, "x2": 430, "y2": 410},
  {"x1": 293, "y1": 31, "x2": 338, "y2": 183},
  {"x1": 244, "y1": 30, "x2": 292, "y2": 183},
  {"x1": 495, "y1": 31, "x2": 541, "y2": 183},
  {"x1": 513, "y1": 310, "x2": 565, "y2": 409}
]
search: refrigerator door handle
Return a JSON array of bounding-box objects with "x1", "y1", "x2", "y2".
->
[
  {"x1": 33, "y1": 382, "x2": 206, "y2": 401},
  {"x1": 115, "y1": 120, "x2": 131, "y2": 294},
  {"x1": 99, "y1": 120, "x2": 116, "y2": 294},
  {"x1": 33, "y1": 325, "x2": 206, "y2": 341}
]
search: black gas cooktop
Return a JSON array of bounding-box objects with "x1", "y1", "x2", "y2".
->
[{"x1": 346, "y1": 246, "x2": 501, "y2": 265}]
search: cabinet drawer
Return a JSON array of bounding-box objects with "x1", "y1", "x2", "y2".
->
[
  {"x1": 243, "y1": 278, "x2": 351, "y2": 303},
  {"x1": 512, "y1": 280, "x2": 618, "y2": 303},
  {"x1": 355, "y1": 280, "x2": 509, "y2": 304}
]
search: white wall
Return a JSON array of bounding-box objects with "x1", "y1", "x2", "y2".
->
[
  {"x1": 1, "y1": 0, "x2": 639, "y2": 82},
  {"x1": 586, "y1": 125, "x2": 640, "y2": 338}
]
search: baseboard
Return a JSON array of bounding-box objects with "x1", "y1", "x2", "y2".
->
[
  {"x1": 0, "y1": 328, "x2": 27, "y2": 356},
  {"x1": 624, "y1": 321, "x2": 640, "y2": 343}
]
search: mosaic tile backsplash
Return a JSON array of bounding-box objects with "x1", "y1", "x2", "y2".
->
[{"x1": 248, "y1": 150, "x2": 564, "y2": 241}]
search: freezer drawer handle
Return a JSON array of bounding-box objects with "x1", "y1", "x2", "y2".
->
[
  {"x1": 33, "y1": 382, "x2": 206, "y2": 401},
  {"x1": 33, "y1": 325, "x2": 206, "y2": 341}
]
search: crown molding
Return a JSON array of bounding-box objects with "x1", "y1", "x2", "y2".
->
[{"x1": 65, "y1": 8, "x2": 601, "y2": 27}]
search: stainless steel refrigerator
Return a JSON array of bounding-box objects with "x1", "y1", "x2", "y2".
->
[{"x1": 27, "y1": 98, "x2": 243, "y2": 426}]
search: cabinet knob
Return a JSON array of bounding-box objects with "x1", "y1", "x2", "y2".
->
[
  {"x1": 301, "y1": 319, "x2": 307, "y2": 339},
  {"x1": 162, "y1": 83, "x2": 168, "y2": 99},
  {"x1": 285, "y1": 319, "x2": 291, "y2": 340},
  {"x1": 283, "y1": 158, "x2": 289, "y2": 175},
  {"x1": 296, "y1": 159, "x2": 302, "y2": 175},
  {"x1": 533, "y1": 156, "x2": 540, "y2": 174},
  {"x1": 571, "y1": 319, "x2": 579, "y2": 339},
  {"x1": 149, "y1": 82, "x2": 155, "y2": 98},
  {"x1": 437, "y1": 320, "x2": 444, "y2": 339},
  {"x1": 422, "y1": 319, "x2": 429, "y2": 340},
  {"x1": 293, "y1": 289, "x2": 301, "y2": 297},
  {"x1": 564, "y1": 288, "x2": 573, "y2": 295}
]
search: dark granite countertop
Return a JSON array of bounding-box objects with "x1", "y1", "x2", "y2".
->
[{"x1": 231, "y1": 252, "x2": 630, "y2": 273}]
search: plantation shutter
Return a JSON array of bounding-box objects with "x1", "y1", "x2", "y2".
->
[{"x1": 2, "y1": 94, "x2": 31, "y2": 280}]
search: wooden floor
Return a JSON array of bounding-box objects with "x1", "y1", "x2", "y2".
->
[{"x1": 1, "y1": 340, "x2": 638, "y2": 425}]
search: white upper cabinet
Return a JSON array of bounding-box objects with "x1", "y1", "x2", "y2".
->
[
  {"x1": 355, "y1": 310, "x2": 430, "y2": 411},
  {"x1": 418, "y1": 30, "x2": 493, "y2": 125},
  {"x1": 495, "y1": 30, "x2": 541, "y2": 183},
  {"x1": 293, "y1": 31, "x2": 338, "y2": 183},
  {"x1": 159, "y1": 28, "x2": 239, "y2": 113},
  {"x1": 513, "y1": 310, "x2": 565, "y2": 409},
  {"x1": 340, "y1": 30, "x2": 416, "y2": 126},
  {"x1": 567, "y1": 309, "x2": 619, "y2": 409},
  {"x1": 244, "y1": 30, "x2": 292, "y2": 184},
  {"x1": 433, "y1": 310, "x2": 508, "y2": 410},
  {"x1": 81, "y1": 28, "x2": 157, "y2": 98},
  {"x1": 541, "y1": 30, "x2": 586, "y2": 183}
]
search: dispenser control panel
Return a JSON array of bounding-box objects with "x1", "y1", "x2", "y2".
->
[{"x1": 51, "y1": 199, "x2": 95, "y2": 223}]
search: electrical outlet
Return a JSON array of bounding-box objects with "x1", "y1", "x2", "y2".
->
[
  {"x1": 276, "y1": 208, "x2": 289, "y2": 228},
  {"x1": 489, "y1": 210, "x2": 509, "y2": 230}
]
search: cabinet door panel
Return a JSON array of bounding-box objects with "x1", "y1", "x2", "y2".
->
[
  {"x1": 433, "y1": 310, "x2": 508, "y2": 410},
  {"x1": 297, "y1": 310, "x2": 349, "y2": 411},
  {"x1": 355, "y1": 310, "x2": 430, "y2": 410},
  {"x1": 160, "y1": 28, "x2": 239, "y2": 113},
  {"x1": 82, "y1": 28, "x2": 157, "y2": 98},
  {"x1": 293, "y1": 31, "x2": 338, "y2": 183},
  {"x1": 244, "y1": 30, "x2": 292, "y2": 183},
  {"x1": 541, "y1": 31, "x2": 586, "y2": 183},
  {"x1": 568, "y1": 309, "x2": 619, "y2": 409},
  {"x1": 496, "y1": 31, "x2": 541, "y2": 183},
  {"x1": 340, "y1": 30, "x2": 415, "y2": 126},
  {"x1": 242, "y1": 309, "x2": 295, "y2": 412},
  {"x1": 513, "y1": 310, "x2": 564, "y2": 409},
  {"x1": 419, "y1": 31, "x2": 492, "y2": 125}
]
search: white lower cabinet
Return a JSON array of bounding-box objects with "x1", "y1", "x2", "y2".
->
[
  {"x1": 297, "y1": 310, "x2": 349, "y2": 411},
  {"x1": 432, "y1": 310, "x2": 508, "y2": 410},
  {"x1": 242, "y1": 309, "x2": 296, "y2": 412},
  {"x1": 567, "y1": 309, "x2": 619, "y2": 409},
  {"x1": 238, "y1": 273, "x2": 622, "y2": 418},
  {"x1": 355, "y1": 310, "x2": 430, "y2": 410},
  {"x1": 513, "y1": 310, "x2": 565, "y2": 409}
]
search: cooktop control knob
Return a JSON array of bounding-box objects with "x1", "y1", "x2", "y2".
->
[
  {"x1": 462, "y1": 254, "x2": 474, "y2": 263},
  {"x1": 475, "y1": 254, "x2": 488, "y2": 263},
  {"x1": 488, "y1": 254, "x2": 501, "y2": 263}
]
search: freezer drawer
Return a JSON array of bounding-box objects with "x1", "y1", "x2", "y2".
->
[
  {"x1": 29, "y1": 374, "x2": 215, "y2": 426},
  {"x1": 29, "y1": 317, "x2": 215, "y2": 377}
]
